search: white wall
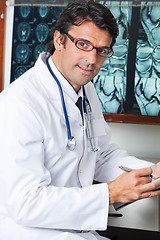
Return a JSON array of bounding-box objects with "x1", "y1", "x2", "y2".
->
[{"x1": 108, "y1": 122, "x2": 160, "y2": 160}]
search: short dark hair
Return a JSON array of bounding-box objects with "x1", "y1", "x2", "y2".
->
[{"x1": 46, "y1": 0, "x2": 119, "y2": 55}]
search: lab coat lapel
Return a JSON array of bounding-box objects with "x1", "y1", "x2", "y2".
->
[
  {"x1": 35, "y1": 53, "x2": 83, "y2": 125},
  {"x1": 35, "y1": 53, "x2": 60, "y2": 101},
  {"x1": 64, "y1": 94, "x2": 84, "y2": 126}
]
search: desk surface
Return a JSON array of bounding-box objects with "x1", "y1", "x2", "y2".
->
[
  {"x1": 108, "y1": 196, "x2": 160, "y2": 231},
  {"x1": 108, "y1": 158, "x2": 160, "y2": 232}
]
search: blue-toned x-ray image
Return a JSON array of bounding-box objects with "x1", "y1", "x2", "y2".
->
[
  {"x1": 17, "y1": 22, "x2": 31, "y2": 42},
  {"x1": 19, "y1": 6, "x2": 31, "y2": 18},
  {"x1": 11, "y1": 1, "x2": 160, "y2": 117},
  {"x1": 93, "y1": 1, "x2": 131, "y2": 114},
  {"x1": 11, "y1": 6, "x2": 65, "y2": 81},
  {"x1": 93, "y1": 1, "x2": 160, "y2": 116},
  {"x1": 15, "y1": 44, "x2": 30, "y2": 63},
  {"x1": 134, "y1": 3, "x2": 160, "y2": 116},
  {"x1": 38, "y1": 6, "x2": 49, "y2": 18},
  {"x1": 35, "y1": 23, "x2": 50, "y2": 43}
]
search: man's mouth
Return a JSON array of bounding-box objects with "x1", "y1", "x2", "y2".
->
[{"x1": 78, "y1": 65, "x2": 94, "y2": 74}]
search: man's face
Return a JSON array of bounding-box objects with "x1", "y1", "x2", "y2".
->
[{"x1": 52, "y1": 21, "x2": 113, "y2": 93}]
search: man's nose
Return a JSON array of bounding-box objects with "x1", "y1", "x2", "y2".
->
[{"x1": 85, "y1": 49, "x2": 98, "y2": 64}]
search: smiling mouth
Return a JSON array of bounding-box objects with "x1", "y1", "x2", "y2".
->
[{"x1": 78, "y1": 65, "x2": 94, "y2": 74}]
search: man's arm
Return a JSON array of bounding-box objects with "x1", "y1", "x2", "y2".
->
[
  {"x1": 108, "y1": 167, "x2": 160, "y2": 204},
  {"x1": 0, "y1": 96, "x2": 109, "y2": 231}
]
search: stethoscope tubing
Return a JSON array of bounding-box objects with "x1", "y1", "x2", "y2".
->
[
  {"x1": 46, "y1": 56, "x2": 73, "y2": 141},
  {"x1": 46, "y1": 56, "x2": 96, "y2": 152}
]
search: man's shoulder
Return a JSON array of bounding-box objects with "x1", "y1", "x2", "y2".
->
[
  {"x1": 0, "y1": 65, "x2": 44, "y2": 110},
  {"x1": 85, "y1": 81, "x2": 99, "y2": 100}
]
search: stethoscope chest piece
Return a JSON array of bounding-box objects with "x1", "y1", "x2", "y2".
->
[{"x1": 67, "y1": 137, "x2": 76, "y2": 151}]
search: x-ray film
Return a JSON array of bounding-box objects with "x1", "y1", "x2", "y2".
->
[{"x1": 10, "y1": 1, "x2": 160, "y2": 117}]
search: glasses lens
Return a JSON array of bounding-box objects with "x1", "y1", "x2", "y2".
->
[
  {"x1": 106, "y1": 49, "x2": 113, "y2": 58},
  {"x1": 97, "y1": 48, "x2": 113, "y2": 58},
  {"x1": 76, "y1": 40, "x2": 93, "y2": 51},
  {"x1": 74, "y1": 37, "x2": 113, "y2": 58}
]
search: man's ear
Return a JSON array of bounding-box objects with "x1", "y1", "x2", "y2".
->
[{"x1": 53, "y1": 30, "x2": 64, "y2": 51}]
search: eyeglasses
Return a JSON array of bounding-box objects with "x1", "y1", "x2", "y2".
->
[{"x1": 65, "y1": 33, "x2": 114, "y2": 58}]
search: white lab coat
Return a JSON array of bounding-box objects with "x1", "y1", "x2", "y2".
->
[{"x1": 0, "y1": 53, "x2": 153, "y2": 240}]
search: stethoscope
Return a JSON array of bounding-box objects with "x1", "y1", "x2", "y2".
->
[{"x1": 46, "y1": 56, "x2": 98, "y2": 152}]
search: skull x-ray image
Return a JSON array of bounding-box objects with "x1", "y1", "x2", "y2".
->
[
  {"x1": 11, "y1": 6, "x2": 65, "y2": 82},
  {"x1": 11, "y1": 1, "x2": 160, "y2": 117}
]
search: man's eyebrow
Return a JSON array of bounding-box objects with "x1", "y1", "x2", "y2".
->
[
  {"x1": 77, "y1": 37, "x2": 91, "y2": 43},
  {"x1": 77, "y1": 37, "x2": 110, "y2": 48},
  {"x1": 99, "y1": 45, "x2": 110, "y2": 49}
]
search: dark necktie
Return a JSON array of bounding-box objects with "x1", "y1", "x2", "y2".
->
[{"x1": 76, "y1": 96, "x2": 83, "y2": 120}]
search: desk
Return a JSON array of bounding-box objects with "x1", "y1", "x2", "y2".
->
[
  {"x1": 108, "y1": 158, "x2": 160, "y2": 232},
  {"x1": 108, "y1": 196, "x2": 160, "y2": 231}
]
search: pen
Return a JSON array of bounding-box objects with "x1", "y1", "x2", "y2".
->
[
  {"x1": 119, "y1": 166, "x2": 155, "y2": 179},
  {"x1": 108, "y1": 213, "x2": 123, "y2": 217}
]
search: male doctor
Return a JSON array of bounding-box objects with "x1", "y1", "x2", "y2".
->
[{"x1": 0, "y1": 1, "x2": 160, "y2": 240}]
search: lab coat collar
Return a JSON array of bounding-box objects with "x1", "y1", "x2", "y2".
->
[
  {"x1": 48, "y1": 56, "x2": 83, "y2": 104},
  {"x1": 47, "y1": 56, "x2": 84, "y2": 124},
  {"x1": 36, "y1": 53, "x2": 84, "y2": 124},
  {"x1": 35, "y1": 52, "x2": 60, "y2": 100},
  {"x1": 36, "y1": 52, "x2": 83, "y2": 103}
]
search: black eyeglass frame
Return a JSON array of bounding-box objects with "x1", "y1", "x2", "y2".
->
[{"x1": 65, "y1": 33, "x2": 114, "y2": 58}]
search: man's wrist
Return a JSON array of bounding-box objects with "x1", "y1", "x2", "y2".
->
[{"x1": 108, "y1": 181, "x2": 117, "y2": 204}]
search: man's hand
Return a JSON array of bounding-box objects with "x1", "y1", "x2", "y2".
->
[
  {"x1": 108, "y1": 167, "x2": 160, "y2": 205},
  {"x1": 151, "y1": 162, "x2": 160, "y2": 179}
]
